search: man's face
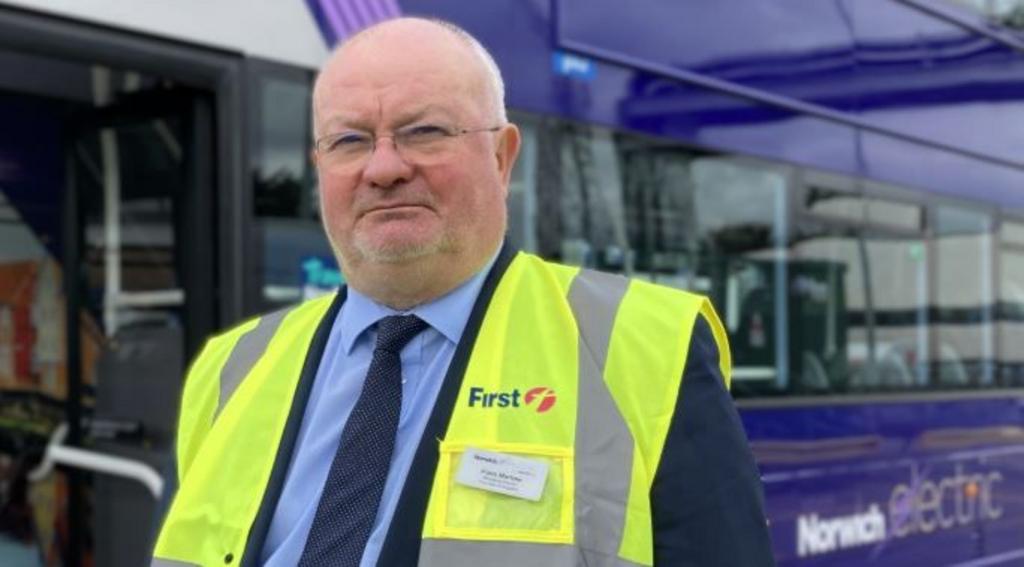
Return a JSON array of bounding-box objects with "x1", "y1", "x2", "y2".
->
[{"x1": 313, "y1": 24, "x2": 518, "y2": 279}]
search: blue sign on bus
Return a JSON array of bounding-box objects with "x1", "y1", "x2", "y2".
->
[{"x1": 552, "y1": 51, "x2": 596, "y2": 81}]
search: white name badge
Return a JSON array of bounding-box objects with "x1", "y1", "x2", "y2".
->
[{"x1": 454, "y1": 447, "x2": 550, "y2": 502}]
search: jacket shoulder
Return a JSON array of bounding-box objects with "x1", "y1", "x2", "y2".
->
[{"x1": 175, "y1": 292, "x2": 338, "y2": 477}]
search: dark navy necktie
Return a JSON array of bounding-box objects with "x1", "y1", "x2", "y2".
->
[{"x1": 298, "y1": 314, "x2": 428, "y2": 567}]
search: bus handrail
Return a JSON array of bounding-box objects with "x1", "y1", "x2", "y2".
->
[{"x1": 27, "y1": 423, "x2": 164, "y2": 500}]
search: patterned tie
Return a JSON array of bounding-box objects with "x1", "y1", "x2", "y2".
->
[{"x1": 298, "y1": 314, "x2": 428, "y2": 567}]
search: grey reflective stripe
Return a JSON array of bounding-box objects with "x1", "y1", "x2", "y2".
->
[
  {"x1": 151, "y1": 558, "x2": 200, "y2": 567},
  {"x1": 419, "y1": 539, "x2": 646, "y2": 567},
  {"x1": 215, "y1": 307, "x2": 290, "y2": 420},
  {"x1": 567, "y1": 269, "x2": 635, "y2": 559},
  {"x1": 567, "y1": 268, "x2": 628, "y2": 373}
]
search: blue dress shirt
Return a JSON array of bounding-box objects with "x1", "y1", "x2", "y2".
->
[{"x1": 260, "y1": 256, "x2": 496, "y2": 566}]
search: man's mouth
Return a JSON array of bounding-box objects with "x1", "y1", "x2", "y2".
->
[{"x1": 361, "y1": 204, "x2": 431, "y2": 219}]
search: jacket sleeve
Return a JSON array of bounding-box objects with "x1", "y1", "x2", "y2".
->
[{"x1": 650, "y1": 314, "x2": 776, "y2": 566}]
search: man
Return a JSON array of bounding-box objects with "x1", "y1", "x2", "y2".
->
[{"x1": 153, "y1": 17, "x2": 775, "y2": 567}]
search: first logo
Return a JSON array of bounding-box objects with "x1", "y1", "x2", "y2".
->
[{"x1": 468, "y1": 386, "x2": 557, "y2": 413}]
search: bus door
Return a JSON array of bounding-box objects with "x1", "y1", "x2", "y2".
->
[{"x1": 61, "y1": 85, "x2": 217, "y2": 566}]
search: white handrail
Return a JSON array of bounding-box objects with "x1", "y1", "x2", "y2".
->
[
  {"x1": 114, "y1": 289, "x2": 185, "y2": 308},
  {"x1": 28, "y1": 423, "x2": 164, "y2": 500}
]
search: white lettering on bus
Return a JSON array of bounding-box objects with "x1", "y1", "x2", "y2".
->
[
  {"x1": 797, "y1": 504, "x2": 886, "y2": 557},
  {"x1": 794, "y1": 463, "x2": 1004, "y2": 557}
]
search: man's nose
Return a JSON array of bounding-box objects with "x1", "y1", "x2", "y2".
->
[{"x1": 362, "y1": 137, "x2": 413, "y2": 189}]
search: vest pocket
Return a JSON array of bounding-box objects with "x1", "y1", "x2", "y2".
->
[{"x1": 433, "y1": 441, "x2": 574, "y2": 544}]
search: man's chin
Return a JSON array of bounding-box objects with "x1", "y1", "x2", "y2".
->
[{"x1": 353, "y1": 236, "x2": 450, "y2": 264}]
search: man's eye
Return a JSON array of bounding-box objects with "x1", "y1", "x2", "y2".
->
[
  {"x1": 400, "y1": 125, "x2": 450, "y2": 143},
  {"x1": 328, "y1": 133, "x2": 371, "y2": 151}
]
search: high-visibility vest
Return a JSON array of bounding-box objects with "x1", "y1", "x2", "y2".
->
[{"x1": 153, "y1": 252, "x2": 730, "y2": 567}]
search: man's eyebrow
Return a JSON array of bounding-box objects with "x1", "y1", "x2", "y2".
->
[
  {"x1": 318, "y1": 112, "x2": 374, "y2": 134},
  {"x1": 323, "y1": 122, "x2": 368, "y2": 134},
  {"x1": 319, "y1": 105, "x2": 456, "y2": 134},
  {"x1": 393, "y1": 105, "x2": 455, "y2": 126}
]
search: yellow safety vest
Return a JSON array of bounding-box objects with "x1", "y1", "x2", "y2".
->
[{"x1": 153, "y1": 252, "x2": 730, "y2": 567}]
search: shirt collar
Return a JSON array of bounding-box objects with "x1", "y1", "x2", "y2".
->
[{"x1": 337, "y1": 252, "x2": 499, "y2": 355}]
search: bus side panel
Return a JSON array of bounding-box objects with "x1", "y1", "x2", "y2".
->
[{"x1": 742, "y1": 397, "x2": 1024, "y2": 566}]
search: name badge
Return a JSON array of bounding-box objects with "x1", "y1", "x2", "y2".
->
[{"x1": 455, "y1": 447, "x2": 550, "y2": 501}]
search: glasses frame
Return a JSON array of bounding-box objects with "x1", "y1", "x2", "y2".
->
[{"x1": 313, "y1": 123, "x2": 504, "y2": 170}]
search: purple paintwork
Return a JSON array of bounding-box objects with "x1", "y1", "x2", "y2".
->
[
  {"x1": 304, "y1": 0, "x2": 400, "y2": 46},
  {"x1": 743, "y1": 397, "x2": 1024, "y2": 565}
]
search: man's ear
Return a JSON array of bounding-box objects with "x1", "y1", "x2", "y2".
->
[{"x1": 494, "y1": 123, "x2": 521, "y2": 194}]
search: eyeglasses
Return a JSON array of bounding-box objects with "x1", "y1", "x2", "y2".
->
[{"x1": 314, "y1": 123, "x2": 503, "y2": 172}]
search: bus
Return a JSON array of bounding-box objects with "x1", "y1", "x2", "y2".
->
[{"x1": 0, "y1": 0, "x2": 1022, "y2": 565}]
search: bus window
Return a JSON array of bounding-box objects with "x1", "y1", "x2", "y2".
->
[
  {"x1": 933, "y1": 206, "x2": 994, "y2": 386},
  {"x1": 999, "y1": 220, "x2": 1024, "y2": 385},
  {"x1": 526, "y1": 119, "x2": 632, "y2": 272},
  {"x1": 506, "y1": 114, "x2": 538, "y2": 254},
  {"x1": 690, "y1": 157, "x2": 790, "y2": 393},
  {"x1": 248, "y1": 61, "x2": 336, "y2": 310},
  {"x1": 790, "y1": 185, "x2": 864, "y2": 394}
]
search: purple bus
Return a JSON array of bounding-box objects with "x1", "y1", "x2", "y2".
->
[{"x1": 1, "y1": 0, "x2": 1023, "y2": 564}]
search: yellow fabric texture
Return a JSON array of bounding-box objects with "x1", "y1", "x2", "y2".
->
[
  {"x1": 154, "y1": 294, "x2": 335, "y2": 565},
  {"x1": 175, "y1": 318, "x2": 259, "y2": 481},
  {"x1": 700, "y1": 300, "x2": 733, "y2": 388},
  {"x1": 422, "y1": 254, "x2": 580, "y2": 544},
  {"x1": 602, "y1": 283, "x2": 722, "y2": 565}
]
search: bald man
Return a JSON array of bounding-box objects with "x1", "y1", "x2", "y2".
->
[{"x1": 153, "y1": 18, "x2": 775, "y2": 567}]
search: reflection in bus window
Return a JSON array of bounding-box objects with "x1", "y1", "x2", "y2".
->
[
  {"x1": 934, "y1": 206, "x2": 994, "y2": 386},
  {"x1": 791, "y1": 199, "x2": 862, "y2": 393},
  {"x1": 691, "y1": 158, "x2": 789, "y2": 392},
  {"x1": 250, "y1": 69, "x2": 337, "y2": 309},
  {"x1": 253, "y1": 76, "x2": 315, "y2": 219},
  {"x1": 946, "y1": 0, "x2": 1024, "y2": 30},
  {"x1": 508, "y1": 111, "x2": 1020, "y2": 399},
  {"x1": 549, "y1": 121, "x2": 631, "y2": 270},
  {"x1": 857, "y1": 234, "x2": 929, "y2": 389},
  {"x1": 999, "y1": 221, "x2": 1024, "y2": 385}
]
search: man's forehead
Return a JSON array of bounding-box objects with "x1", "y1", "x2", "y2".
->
[
  {"x1": 344, "y1": 18, "x2": 466, "y2": 56},
  {"x1": 325, "y1": 41, "x2": 475, "y2": 91},
  {"x1": 316, "y1": 75, "x2": 471, "y2": 123},
  {"x1": 317, "y1": 60, "x2": 487, "y2": 125},
  {"x1": 322, "y1": 61, "x2": 468, "y2": 95},
  {"x1": 313, "y1": 19, "x2": 496, "y2": 129}
]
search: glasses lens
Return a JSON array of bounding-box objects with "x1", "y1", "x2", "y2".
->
[
  {"x1": 320, "y1": 132, "x2": 372, "y2": 171},
  {"x1": 316, "y1": 125, "x2": 495, "y2": 171},
  {"x1": 395, "y1": 125, "x2": 454, "y2": 163}
]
